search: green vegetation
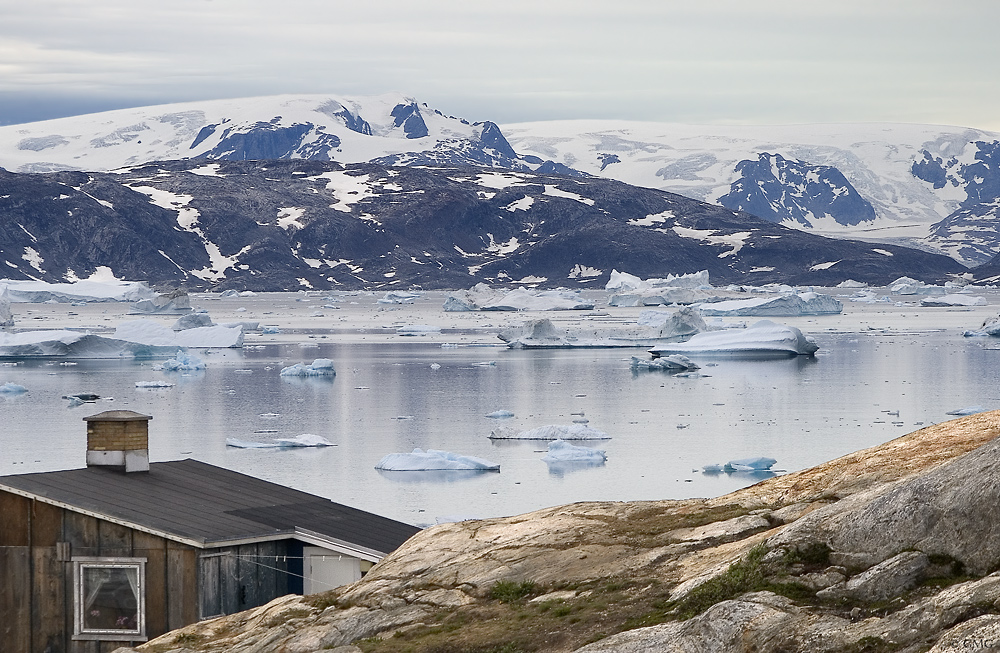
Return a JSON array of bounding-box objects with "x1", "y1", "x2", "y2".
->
[{"x1": 488, "y1": 580, "x2": 538, "y2": 603}]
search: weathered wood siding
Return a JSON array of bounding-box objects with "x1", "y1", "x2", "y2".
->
[{"x1": 0, "y1": 489, "x2": 295, "y2": 653}]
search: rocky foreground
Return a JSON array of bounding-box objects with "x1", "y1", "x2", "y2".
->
[{"x1": 119, "y1": 411, "x2": 1000, "y2": 653}]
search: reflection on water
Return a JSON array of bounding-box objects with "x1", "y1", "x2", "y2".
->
[
  {"x1": 376, "y1": 469, "x2": 501, "y2": 484},
  {"x1": 3, "y1": 332, "x2": 1000, "y2": 524}
]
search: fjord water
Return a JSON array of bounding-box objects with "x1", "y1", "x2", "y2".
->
[{"x1": 3, "y1": 328, "x2": 998, "y2": 526}]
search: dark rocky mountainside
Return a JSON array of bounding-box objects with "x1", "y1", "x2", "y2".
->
[{"x1": 0, "y1": 159, "x2": 966, "y2": 291}]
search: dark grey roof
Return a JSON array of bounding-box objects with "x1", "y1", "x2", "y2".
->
[{"x1": 0, "y1": 459, "x2": 420, "y2": 556}]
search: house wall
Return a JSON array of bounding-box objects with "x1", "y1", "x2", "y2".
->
[{"x1": 0, "y1": 490, "x2": 293, "y2": 653}]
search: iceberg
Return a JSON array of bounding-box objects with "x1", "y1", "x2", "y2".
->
[
  {"x1": 972, "y1": 315, "x2": 1000, "y2": 337},
  {"x1": 0, "y1": 330, "x2": 180, "y2": 358},
  {"x1": 606, "y1": 269, "x2": 710, "y2": 292},
  {"x1": 725, "y1": 457, "x2": 777, "y2": 471},
  {"x1": 697, "y1": 292, "x2": 842, "y2": 317},
  {"x1": 489, "y1": 424, "x2": 611, "y2": 440},
  {"x1": 919, "y1": 294, "x2": 987, "y2": 307},
  {"x1": 889, "y1": 277, "x2": 946, "y2": 296},
  {"x1": 135, "y1": 381, "x2": 174, "y2": 388},
  {"x1": 377, "y1": 291, "x2": 420, "y2": 304},
  {"x1": 172, "y1": 312, "x2": 214, "y2": 330},
  {"x1": 836, "y1": 279, "x2": 868, "y2": 288},
  {"x1": 0, "y1": 288, "x2": 13, "y2": 327},
  {"x1": 279, "y1": 358, "x2": 336, "y2": 377},
  {"x1": 0, "y1": 382, "x2": 27, "y2": 393},
  {"x1": 374, "y1": 448, "x2": 500, "y2": 471},
  {"x1": 649, "y1": 320, "x2": 819, "y2": 358},
  {"x1": 131, "y1": 289, "x2": 192, "y2": 314},
  {"x1": 481, "y1": 288, "x2": 594, "y2": 311},
  {"x1": 443, "y1": 283, "x2": 503, "y2": 311},
  {"x1": 114, "y1": 320, "x2": 244, "y2": 348},
  {"x1": 499, "y1": 308, "x2": 708, "y2": 349},
  {"x1": 542, "y1": 439, "x2": 607, "y2": 463},
  {"x1": 629, "y1": 355, "x2": 699, "y2": 371},
  {"x1": 606, "y1": 269, "x2": 713, "y2": 306},
  {"x1": 945, "y1": 406, "x2": 986, "y2": 416},
  {"x1": 0, "y1": 276, "x2": 155, "y2": 303},
  {"x1": 486, "y1": 410, "x2": 515, "y2": 418},
  {"x1": 156, "y1": 351, "x2": 206, "y2": 371},
  {"x1": 226, "y1": 433, "x2": 336, "y2": 448},
  {"x1": 396, "y1": 325, "x2": 441, "y2": 335}
]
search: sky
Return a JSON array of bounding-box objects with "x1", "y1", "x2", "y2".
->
[{"x1": 1, "y1": 0, "x2": 998, "y2": 129}]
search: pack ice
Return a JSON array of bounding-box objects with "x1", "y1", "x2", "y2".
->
[
  {"x1": 489, "y1": 424, "x2": 612, "y2": 440},
  {"x1": 374, "y1": 449, "x2": 500, "y2": 471},
  {"x1": 649, "y1": 320, "x2": 819, "y2": 358},
  {"x1": 697, "y1": 292, "x2": 842, "y2": 317}
]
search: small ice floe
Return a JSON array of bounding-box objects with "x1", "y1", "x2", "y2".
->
[
  {"x1": 154, "y1": 351, "x2": 206, "y2": 371},
  {"x1": 945, "y1": 405, "x2": 986, "y2": 416},
  {"x1": 542, "y1": 439, "x2": 607, "y2": 463},
  {"x1": 259, "y1": 412, "x2": 281, "y2": 419},
  {"x1": 649, "y1": 320, "x2": 818, "y2": 358},
  {"x1": 429, "y1": 363, "x2": 441, "y2": 370},
  {"x1": 703, "y1": 457, "x2": 777, "y2": 473},
  {"x1": 261, "y1": 326, "x2": 281, "y2": 334},
  {"x1": 135, "y1": 381, "x2": 175, "y2": 389},
  {"x1": 968, "y1": 314, "x2": 1000, "y2": 337},
  {"x1": 920, "y1": 294, "x2": 987, "y2": 307},
  {"x1": 62, "y1": 392, "x2": 99, "y2": 402},
  {"x1": 226, "y1": 434, "x2": 336, "y2": 448},
  {"x1": 374, "y1": 449, "x2": 500, "y2": 471},
  {"x1": 629, "y1": 355, "x2": 699, "y2": 371},
  {"x1": 279, "y1": 358, "x2": 336, "y2": 377},
  {"x1": 396, "y1": 325, "x2": 441, "y2": 335},
  {"x1": 489, "y1": 424, "x2": 611, "y2": 440},
  {"x1": 889, "y1": 277, "x2": 946, "y2": 296},
  {"x1": 486, "y1": 410, "x2": 515, "y2": 419},
  {"x1": 59, "y1": 361, "x2": 77, "y2": 366},
  {"x1": 473, "y1": 361, "x2": 496, "y2": 367},
  {"x1": 0, "y1": 382, "x2": 27, "y2": 394}
]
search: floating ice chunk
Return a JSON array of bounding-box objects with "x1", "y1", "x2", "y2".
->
[
  {"x1": 480, "y1": 288, "x2": 594, "y2": 311},
  {"x1": 606, "y1": 269, "x2": 710, "y2": 292},
  {"x1": 697, "y1": 292, "x2": 842, "y2": 317},
  {"x1": 945, "y1": 405, "x2": 985, "y2": 416},
  {"x1": 172, "y1": 312, "x2": 214, "y2": 330},
  {"x1": 486, "y1": 410, "x2": 515, "y2": 418},
  {"x1": 375, "y1": 448, "x2": 500, "y2": 471},
  {"x1": 156, "y1": 351, "x2": 206, "y2": 371},
  {"x1": 429, "y1": 363, "x2": 441, "y2": 370},
  {"x1": 279, "y1": 358, "x2": 336, "y2": 377},
  {"x1": 473, "y1": 361, "x2": 496, "y2": 366},
  {"x1": 396, "y1": 325, "x2": 441, "y2": 335},
  {"x1": 377, "y1": 291, "x2": 420, "y2": 304},
  {"x1": 649, "y1": 320, "x2": 818, "y2": 358},
  {"x1": 442, "y1": 283, "x2": 503, "y2": 311},
  {"x1": 725, "y1": 457, "x2": 776, "y2": 471},
  {"x1": 261, "y1": 326, "x2": 281, "y2": 334},
  {"x1": 115, "y1": 320, "x2": 243, "y2": 348},
  {"x1": 220, "y1": 289, "x2": 240, "y2": 298},
  {"x1": 131, "y1": 290, "x2": 192, "y2": 314},
  {"x1": 489, "y1": 424, "x2": 611, "y2": 440},
  {"x1": 920, "y1": 294, "x2": 987, "y2": 307},
  {"x1": 134, "y1": 381, "x2": 174, "y2": 388},
  {"x1": 63, "y1": 392, "x2": 99, "y2": 402},
  {"x1": 836, "y1": 279, "x2": 868, "y2": 288},
  {"x1": 629, "y1": 355, "x2": 700, "y2": 371},
  {"x1": 0, "y1": 382, "x2": 27, "y2": 393},
  {"x1": 0, "y1": 288, "x2": 13, "y2": 327},
  {"x1": 542, "y1": 439, "x2": 607, "y2": 463},
  {"x1": 274, "y1": 433, "x2": 335, "y2": 447},
  {"x1": 702, "y1": 463, "x2": 725, "y2": 473},
  {"x1": 0, "y1": 329, "x2": 179, "y2": 358},
  {"x1": 889, "y1": 277, "x2": 946, "y2": 296}
]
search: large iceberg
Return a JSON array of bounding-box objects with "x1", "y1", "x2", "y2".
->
[
  {"x1": 374, "y1": 448, "x2": 500, "y2": 471},
  {"x1": 131, "y1": 289, "x2": 193, "y2": 314},
  {"x1": 919, "y1": 294, "x2": 987, "y2": 307},
  {"x1": 0, "y1": 330, "x2": 180, "y2": 358},
  {"x1": 489, "y1": 424, "x2": 612, "y2": 440},
  {"x1": 114, "y1": 320, "x2": 244, "y2": 348},
  {"x1": 0, "y1": 275, "x2": 155, "y2": 303},
  {"x1": 606, "y1": 269, "x2": 710, "y2": 291},
  {"x1": 542, "y1": 439, "x2": 607, "y2": 463},
  {"x1": 480, "y1": 288, "x2": 595, "y2": 311},
  {"x1": 629, "y1": 355, "x2": 699, "y2": 371},
  {"x1": 606, "y1": 269, "x2": 713, "y2": 307},
  {"x1": 889, "y1": 277, "x2": 946, "y2": 296},
  {"x1": 443, "y1": 284, "x2": 504, "y2": 311},
  {"x1": 279, "y1": 358, "x2": 336, "y2": 377},
  {"x1": 649, "y1": 320, "x2": 819, "y2": 358},
  {"x1": 377, "y1": 291, "x2": 420, "y2": 304},
  {"x1": 697, "y1": 292, "x2": 842, "y2": 317},
  {"x1": 499, "y1": 308, "x2": 708, "y2": 349}
]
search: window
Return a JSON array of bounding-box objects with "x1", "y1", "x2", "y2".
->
[{"x1": 72, "y1": 557, "x2": 147, "y2": 641}]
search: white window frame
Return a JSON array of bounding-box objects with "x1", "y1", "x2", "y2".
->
[{"x1": 71, "y1": 556, "x2": 147, "y2": 642}]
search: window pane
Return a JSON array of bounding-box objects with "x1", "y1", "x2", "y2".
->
[{"x1": 82, "y1": 567, "x2": 139, "y2": 632}]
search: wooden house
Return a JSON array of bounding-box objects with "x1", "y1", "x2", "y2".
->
[{"x1": 0, "y1": 410, "x2": 420, "y2": 652}]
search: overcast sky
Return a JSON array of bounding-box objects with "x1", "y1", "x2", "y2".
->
[{"x1": 1, "y1": 0, "x2": 997, "y2": 129}]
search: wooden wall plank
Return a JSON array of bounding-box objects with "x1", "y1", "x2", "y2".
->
[
  {"x1": 30, "y1": 500, "x2": 63, "y2": 547},
  {"x1": 31, "y1": 547, "x2": 65, "y2": 653},
  {"x1": 63, "y1": 512, "x2": 99, "y2": 558},
  {"x1": 132, "y1": 531, "x2": 167, "y2": 639},
  {"x1": 237, "y1": 544, "x2": 259, "y2": 611},
  {"x1": 198, "y1": 554, "x2": 221, "y2": 620},
  {"x1": 219, "y1": 547, "x2": 239, "y2": 616},
  {"x1": 257, "y1": 540, "x2": 278, "y2": 604},
  {"x1": 166, "y1": 541, "x2": 198, "y2": 630},
  {"x1": 0, "y1": 547, "x2": 33, "y2": 653},
  {"x1": 0, "y1": 491, "x2": 31, "y2": 546},
  {"x1": 68, "y1": 640, "x2": 98, "y2": 653},
  {"x1": 97, "y1": 520, "x2": 132, "y2": 557}
]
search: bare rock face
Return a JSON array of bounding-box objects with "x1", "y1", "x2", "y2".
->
[{"x1": 816, "y1": 551, "x2": 929, "y2": 603}]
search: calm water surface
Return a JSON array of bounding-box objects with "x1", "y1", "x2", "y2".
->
[{"x1": 3, "y1": 331, "x2": 999, "y2": 525}]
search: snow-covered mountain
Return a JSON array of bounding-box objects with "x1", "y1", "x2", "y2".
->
[
  {"x1": 0, "y1": 93, "x2": 564, "y2": 175},
  {"x1": 0, "y1": 160, "x2": 965, "y2": 291},
  {"x1": 501, "y1": 121, "x2": 1000, "y2": 265}
]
